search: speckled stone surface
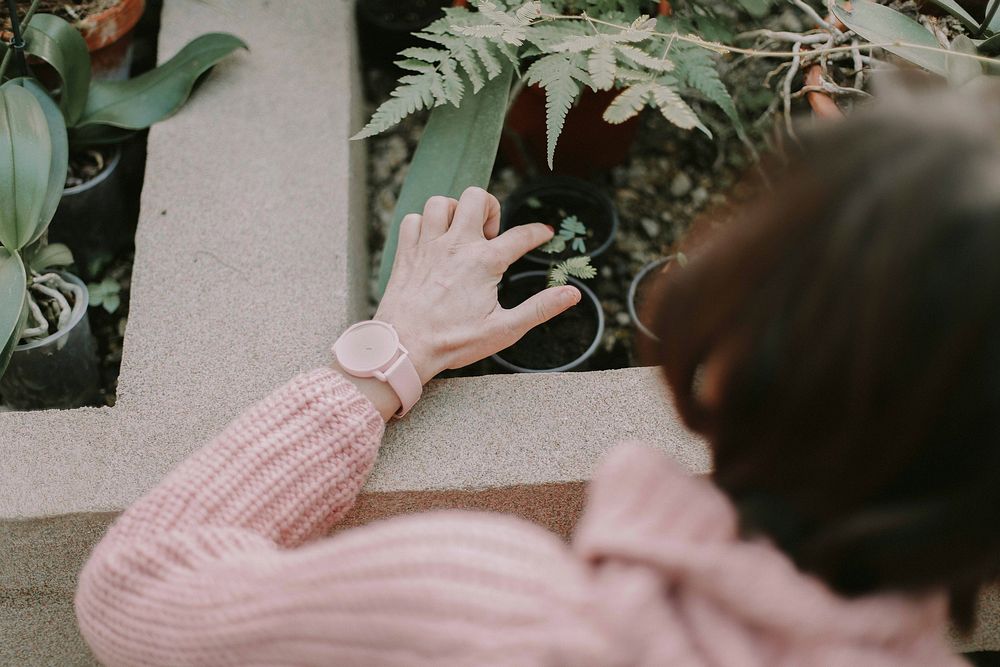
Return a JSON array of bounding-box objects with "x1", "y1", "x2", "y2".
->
[{"x1": 1, "y1": 0, "x2": 998, "y2": 662}]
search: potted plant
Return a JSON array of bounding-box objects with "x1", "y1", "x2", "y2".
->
[
  {"x1": 354, "y1": 1, "x2": 751, "y2": 298},
  {"x1": 500, "y1": 175, "x2": 619, "y2": 266},
  {"x1": 0, "y1": 78, "x2": 100, "y2": 410},
  {"x1": 627, "y1": 254, "x2": 687, "y2": 342},
  {"x1": 1, "y1": 8, "x2": 245, "y2": 274},
  {"x1": 492, "y1": 270, "x2": 604, "y2": 372},
  {"x1": 3, "y1": 0, "x2": 147, "y2": 80}
]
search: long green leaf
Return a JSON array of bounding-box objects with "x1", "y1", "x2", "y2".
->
[
  {"x1": 74, "y1": 33, "x2": 247, "y2": 133},
  {"x1": 4, "y1": 78, "x2": 69, "y2": 245},
  {"x1": 24, "y1": 14, "x2": 91, "y2": 126},
  {"x1": 376, "y1": 65, "x2": 513, "y2": 295},
  {"x1": 0, "y1": 248, "x2": 27, "y2": 379},
  {"x1": 0, "y1": 86, "x2": 53, "y2": 251},
  {"x1": 832, "y1": 0, "x2": 948, "y2": 76}
]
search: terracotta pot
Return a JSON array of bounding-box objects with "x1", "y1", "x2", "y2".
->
[
  {"x1": 501, "y1": 85, "x2": 642, "y2": 177},
  {"x1": 81, "y1": 0, "x2": 145, "y2": 80},
  {"x1": 804, "y1": 64, "x2": 844, "y2": 120}
]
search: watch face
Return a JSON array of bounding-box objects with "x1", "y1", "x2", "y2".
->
[{"x1": 335, "y1": 321, "x2": 398, "y2": 374}]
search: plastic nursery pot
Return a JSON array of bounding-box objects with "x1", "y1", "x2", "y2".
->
[
  {"x1": 355, "y1": 0, "x2": 450, "y2": 70},
  {"x1": 491, "y1": 271, "x2": 605, "y2": 373},
  {"x1": 48, "y1": 146, "x2": 131, "y2": 278},
  {"x1": 501, "y1": 175, "x2": 619, "y2": 266},
  {"x1": 628, "y1": 257, "x2": 673, "y2": 342},
  {"x1": 501, "y1": 85, "x2": 642, "y2": 177},
  {"x1": 0, "y1": 272, "x2": 100, "y2": 410}
]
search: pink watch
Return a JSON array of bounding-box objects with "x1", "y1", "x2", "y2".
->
[{"x1": 332, "y1": 320, "x2": 422, "y2": 417}]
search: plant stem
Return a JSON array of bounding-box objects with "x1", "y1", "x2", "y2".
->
[
  {"x1": 538, "y1": 12, "x2": 1000, "y2": 66},
  {"x1": 0, "y1": 0, "x2": 39, "y2": 82},
  {"x1": 4, "y1": 0, "x2": 28, "y2": 78}
]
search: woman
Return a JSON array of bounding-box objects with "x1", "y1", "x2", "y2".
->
[{"x1": 76, "y1": 100, "x2": 997, "y2": 665}]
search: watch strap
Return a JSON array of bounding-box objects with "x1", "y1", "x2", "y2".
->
[{"x1": 376, "y1": 349, "x2": 422, "y2": 417}]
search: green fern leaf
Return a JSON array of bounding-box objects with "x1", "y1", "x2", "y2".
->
[
  {"x1": 616, "y1": 44, "x2": 674, "y2": 72},
  {"x1": 548, "y1": 264, "x2": 569, "y2": 287},
  {"x1": 353, "y1": 78, "x2": 436, "y2": 139},
  {"x1": 650, "y1": 83, "x2": 710, "y2": 137},
  {"x1": 452, "y1": 43, "x2": 485, "y2": 93},
  {"x1": 514, "y1": 1, "x2": 542, "y2": 24},
  {"x1": 440, "y1": 58, "x2": 465, "y2": 106},
  {"x1": 398, "y1": 47, "x2": 446, "y2": 62},
  {"x1": 684, "y1": 63, "x2": 739, "y2": 126},
  {"x1": 603, "y1": 83, "x2": 652, "y2": 124},
  {"x1": 564, "y1": 255, "x2": 597, "y2": 280},
  {"x1": 469, "y1": 38, "x2": 503, "y2": 78},
  {"x1": 396, "y1": 59, "x2": 437, "y2": 73},
  {"x1": 588, "y1": 42, "x2": 616, "y2": 90},
  {"x1": 525, "y1": 53, "x2": 588, "y2": 169}
]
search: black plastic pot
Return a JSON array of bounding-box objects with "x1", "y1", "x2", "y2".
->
[
  {"x1": 0, "y1": 272, "x2": 100, "y2": 410},
  {"x1": 628, "y1": 257, "x2": 671, "y2": 342},
  {"x1": 356, "y1": 0, "x2": 450, "y2": 69},
  {"x1": 48, "y1": 146, "x2": 131, "y2": 278},
  {"x1": 492, "y1": 271, "x2": 605, "y2": 373},
  {"x1": 500, "y1": 176, "x2": 619, "y2": 266}
]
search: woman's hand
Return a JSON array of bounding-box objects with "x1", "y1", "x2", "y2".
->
[{"x1": 375, "y1": 187, "x2": 582, "y2": 384}]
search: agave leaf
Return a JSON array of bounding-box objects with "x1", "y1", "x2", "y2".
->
[
  {"x1": 376, "y1": 64, "x2": 513, "y2": 295},
  {"x1": 74, "y1": 33, "x2": 247, "y2": 133},
  {"x1": 0, "y1": 86, "x2": 53, "y2": 251},
  {"x1": 24, "y1": 14, "x2": 92, "y2": 126},
  {"x1": 0, "y1": 248, "x2": 27, "y2": 379},
  {"x1": 4, "y1": 79, "x2": 69, "y2": 245}
]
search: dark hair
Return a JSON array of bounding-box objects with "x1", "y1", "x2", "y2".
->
[{"x1": 651, "y1": 93, "x2": 1000, "y2": 629}]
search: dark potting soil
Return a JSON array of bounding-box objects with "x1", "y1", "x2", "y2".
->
[
  {"x1": 66, "y1": 145, "x2": 118, "y2": 189},
  {"x1": 494, "y1": 276, "x2": 598, "y2": 371},
  {"x1": 507, "y1": 196, "x2": 613, "y2": 264}
]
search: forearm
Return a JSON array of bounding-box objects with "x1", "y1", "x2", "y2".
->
[{"x1": 101, "y1": 367, "x2": 385, "y2": 549}]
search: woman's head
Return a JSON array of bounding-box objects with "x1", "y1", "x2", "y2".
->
[{"x1": 653, "y1": 93, "x2": 1000, "y2": 626}]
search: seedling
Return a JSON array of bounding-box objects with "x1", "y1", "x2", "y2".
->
[{"x1": 539, "y1": 215, "x2": 596, "y2": 287}]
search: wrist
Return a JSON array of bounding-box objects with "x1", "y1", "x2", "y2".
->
[{"x1": 372, "y1": 315, "x2": 442, "y2": 384}]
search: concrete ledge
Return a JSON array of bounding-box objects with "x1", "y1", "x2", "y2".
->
[{"x1": 2, "y1": 0, "x2": 997, "y2": 661}]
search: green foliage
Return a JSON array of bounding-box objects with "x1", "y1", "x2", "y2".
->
[
  {"x1": 548, "y1": 255, "x2": 597, "y2": 286},
  {"x1": 377, "y1": 64, "x2": 514, "y2": 294},
  {"x1": 88, "y1": 278, "x2": 121, "y2": 314},
  {"x1": 832, "y1": 0, "x2": 948, "y2": 76},
  {"x1": 540, "y1": 215, "x2": 588, "y2": 254},
  {"x1": 16, "y1": 13, "x2": 245, "y2": 146},
  {"x1": 0, "y1": 83, "x2": 68, "y2": 379},
  {"x1": 355, "y1": 2, "x2": 740, "y2": 169}
]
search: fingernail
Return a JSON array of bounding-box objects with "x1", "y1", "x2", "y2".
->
[
  {"x1": 564, "y1": 287, "x2": 581, "y2": 305},
  {"x1": 543, "y1": 224, "x2": 555, "y2": 234}
]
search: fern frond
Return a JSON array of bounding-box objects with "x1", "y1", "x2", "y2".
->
[
  {"x1": 470, "y1": 38, "x2": 503, "y2": 77},
  {"x1": 549, "y1": 256, "x2": 596, "y2": 286},
  {"x1": 616, "y1": 44, "x2": 674, "y2": 72},
  {"x1": 525, "y1": 53, "x2": 588, "y2": 169},
  {"x1": 451, "y1": 43, "x2": 485, "y2": 92},
  {"x1": 650, "y1": 83, "x2": 711, "y2": 137},
  {"x1": 514, "y1": 1, "x2": 542, "y2": 24},
  {"x1": 454, "y1": 23, "x2": 527, "y2": 45},
  {"x1": 588, "y1": 42, "x2": 616, "y2": 90},
  {"x1": 548, "y1": 264, "x2": 569, "y2": 287},
  {"x1": 603, "y1": 83, "x2": 653, "y2": 124},
  {"x1": 353, "y1": 79, "x2": 436, "y2": 140},
  {"x1": 396, "y1": 59, "x2": 437, "y2": 73},
  {"x1": 683, "y1": 62, "x2": 740, "y2": 126},
  {"x1": 398, "y1": 47, "x2": 446, "y2": 62}
]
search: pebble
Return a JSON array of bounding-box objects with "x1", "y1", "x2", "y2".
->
[
  {"x1": 670, "y1": 172, "x2": 693, "y2": 198},
  {"x1": 640, "y1": 217, "x2": 660, "y2": 238},
  {"x1": 691, "y1": 187, "x2": 710, "y2": 207},
  {"x1": 615, "y1": 312, "x2": 631, "y2": 327}
]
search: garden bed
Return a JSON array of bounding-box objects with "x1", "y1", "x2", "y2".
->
[{"x1": 363, "y1": 67, "x2": 764, "y2": 375}]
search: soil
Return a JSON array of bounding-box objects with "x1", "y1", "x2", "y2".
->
[
  {"x1": 66, "y1": 145, "x2": 117, "y2": 188},
  {"x1": 505, "y1": 186, "x2": 615, "y2": 264},
  {"x1": 0, "y1": 0, "x2": 119, "y2": 30},
  {"x1": 494, "y1": 274, "x2": 599, "y2": 371}
]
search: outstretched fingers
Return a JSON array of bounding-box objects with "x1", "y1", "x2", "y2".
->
[
  {"x1": 491, "y1": 223, "x2": 555, "y2": 267},
  {"x1": 419, "y1": 196, "x2": 459, "y2": 242},
  {"x1": 451, "y1": 187, "x2": 502, "y2": 239},
  {"x1": 497, "y1": 285, "x2": 582, "y2": 345}
]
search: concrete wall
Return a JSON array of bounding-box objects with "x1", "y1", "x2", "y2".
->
[{"x1": 1, "y1": 0, "x2": 997, "y2": 662}]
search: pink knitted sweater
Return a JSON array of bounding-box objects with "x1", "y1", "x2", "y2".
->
[{"x1": 76, "y1": 368, "x2": 966, "y2": 666}]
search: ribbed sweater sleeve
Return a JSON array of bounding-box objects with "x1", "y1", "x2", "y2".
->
[{"x1": 75, "y1": 369, "x2": 613, "y2": 667}]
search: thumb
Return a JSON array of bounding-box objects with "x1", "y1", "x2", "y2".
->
[{"x1": 499, "y1": 285, "x2": 582, "y2": 343}]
